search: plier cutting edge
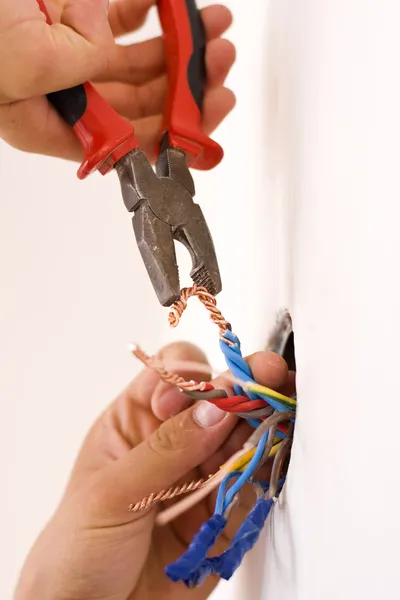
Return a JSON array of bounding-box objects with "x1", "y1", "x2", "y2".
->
[{"x1": 37, "y1": 0, "x2": 223, "y2": 307}]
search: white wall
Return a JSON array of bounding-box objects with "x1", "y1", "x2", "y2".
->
[
  {"x1": 261, "y1": 2, "x2": 400, "y2": 599},
  {"x1": 7, "y1": 2, "x2": 395, "y2": 599},
  {"x1": 1, "y1": 2, "x2": 280, "y2": 599}
]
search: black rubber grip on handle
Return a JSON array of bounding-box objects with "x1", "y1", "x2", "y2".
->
[
  {"x1": 157, "y1": 0, "x2": 224, "y2": 169},
  {"x1": 47, "y1": 85, "x2": 88, "y2": 127},
  {"x1": 185, "y1": 0, "x2": 206, "y2": 111}
]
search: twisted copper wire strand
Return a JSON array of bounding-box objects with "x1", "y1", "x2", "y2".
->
[
  {"x1": 131, "y1": 286, "x2": 232, "y2": 391},
  {"x1": 131, "y1": 345, "x2": 206, "y2": 392},
  {"x1": 129, "y1": 287, "x2": 250, "y2": 516},
  {"x1": 169, "y1": 285, "x2": 232, "y2": 339},
  {"x1": 128, "y1": 477, "x2": 210, "y2": 513}
]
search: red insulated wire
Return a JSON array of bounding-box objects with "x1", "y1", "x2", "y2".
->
[
  {"x1": 214, "y1": 401, "x2": 266, "y2": 413},
  {"x1": 191, "y1": 383, "x2": 292, "y2": 424},
  {"x1": 210, "y1": 396, "x2": 267, "y2": 412},
  {"x1": 277, "y1": 423, "x2": 289, "y2": 434},
  {"x1": 210, "y1": 395, "x2": 253, "y2": 407}
]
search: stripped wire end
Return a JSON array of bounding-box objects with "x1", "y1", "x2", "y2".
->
[
  {"x1": 169, "y1": 285, "x2": 232, "y2": 340},
  {"x1": 128, "y1": 343, "x2": 208, "y2": 392},
  {"x1": 128, "y1": 286, "x2": 296, "y2": 581}
]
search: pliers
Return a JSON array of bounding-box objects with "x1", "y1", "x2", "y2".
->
[{"x1": 37, "y1": 0, "x2": 223, "y2": 307}]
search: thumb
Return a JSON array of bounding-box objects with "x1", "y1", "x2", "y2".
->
[
  {"x1": 60, "y1": 0, "x2": 111, "y2": 41},
  {"x1": 44, "y1": 0, "x2": 113, "y2": 90},
  {"x1": 88, "y1": 402, "x2": 237, "y2": 522},
  {"x1": 6, "y1": 0, "x2": 114, "y2": 102}
]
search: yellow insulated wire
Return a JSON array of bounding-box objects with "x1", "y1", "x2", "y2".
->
[
  {"x1": 219, "y1": 439, "x2": 283, "y2": 475},
  {"x1": 237, "y1": 441, "x2": 282, "y2": 472},
  {"x1": 225, "y1": 447, "x2": 256, "y2": 472},
  {"x1": 245, "y1": 382, "x2": 297, "y2": 406},
  {"x1": 268, "y1": 440, "x2": 282, "y2": 457}
]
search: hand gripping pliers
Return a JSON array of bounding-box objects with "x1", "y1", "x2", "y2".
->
[{"x1": 37, "y1": 0, "x2": 223, "y2": 306}]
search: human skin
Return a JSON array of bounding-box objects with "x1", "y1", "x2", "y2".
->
[
  {"x1": 15, "y1": 341, "x2": 294, "y2": 600},
  {"x1": 0, "y1": 0, "x2": 236, "y2": 162},
  {"x1": 3, "y1": 4, "x2": 274, "y2": 598}
]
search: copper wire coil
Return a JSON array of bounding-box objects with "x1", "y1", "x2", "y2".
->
[
  {"x1": 128, "y1": 477, "x2": 210, "y2": 513},
  {"x1": 169, "y1": 285, "x2": 231, "y2": 339}
]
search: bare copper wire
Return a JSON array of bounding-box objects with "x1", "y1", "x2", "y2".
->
[
  {"x1": 128, "y1": 476, "x2": 210, "y2": 513},
  {"x1": 130, "y1": 345, "x2": 207, "y2": 392},
  {"x1": 168, "y1": 285, "x2": 231, "y2": 338},
  {"x1": 130, "y1": 286, "x2": 232, "y2": 392},
  {"x1": 128, "y1": 287, "x2": 248, "y2": 520},
  {"x1": 157, "y1": 447, "x2": 250, "y2": 526}
]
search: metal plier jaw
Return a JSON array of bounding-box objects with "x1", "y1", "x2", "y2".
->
[
  {"x1": 115, "y1": 147, "x2": 222, "y2": 307},
  {"x1": 37, "y1": 0, "x2": 224, "y2": 308}
]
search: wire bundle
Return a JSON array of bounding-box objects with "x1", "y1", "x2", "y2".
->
[{"x1": 130, "y1": 286, "x2": 296, "y2": 587}]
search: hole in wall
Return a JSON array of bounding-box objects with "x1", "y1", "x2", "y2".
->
[
  {"x1": 266, "y1": 310, "x2": 296, "y2": 495},
  {"x1": 283, "y1": 330, "x2": 296, "y2": 373},
  {"x1": 266, "y1": 310, "x2": 296, "y2": 373},
  {"x1": 280, "y1": 314, "x2": 296, "y2": 499}
]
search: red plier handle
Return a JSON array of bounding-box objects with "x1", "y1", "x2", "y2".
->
[
  {"x1": 37, "y1": 0, "x2": 223, "y2": 179},
  {"x1": 37, "y1": 0, "x2": 139, "y2": 179},
  {"x1": 158, "y1": 0, "x2": 223, "y2": 170}
]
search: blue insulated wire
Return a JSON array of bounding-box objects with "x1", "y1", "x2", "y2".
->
[
  {"x1": 215, "y1": 471, "x2": 242, "y2": 515},
  {"x1": 219, "y1": 331, "x2": 290, "y2": 412},
  {"x1": 222, "y1": 432, "x2": 269, "y2": 513}
]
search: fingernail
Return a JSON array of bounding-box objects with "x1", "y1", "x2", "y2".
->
[{"x1": 193, "y1": 402, "x2": 226, "y2": 428}]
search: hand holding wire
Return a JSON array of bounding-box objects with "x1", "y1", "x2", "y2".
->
[
  {"x1": 129, "y1": 285, "x2": 297, "y2": 587},
  {"x1": 16, "y1": 342, "x2": 264, "y2": 600},
  {"x1": 16, "y1": 302, "x2": 294, "y2": 600}
]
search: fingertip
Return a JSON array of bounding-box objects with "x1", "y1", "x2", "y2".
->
[
  {"x1": 157, "y1": 341, "x2": 211, "y2": 381},
  {"x1": 151, "y1": 381, "x2": 193, "y2": 421},
  {"x1": 247, "y1": 351, "x2": 289, "y2": 389},
  {"x1": 213, "y1": 4, "x2": 233, "y2": 23},
  {"x1": 208, "y1": 37, "x2": 236, "y2": 64},
  {"x1": 125, "y1": 366, "x2": 161, "y2": 404},
  {"x1": 278, "y1": 370, "x2": 296, "y2": 397},
  {"x1": 202, "y1": 4, "x2": 233, "y2": 38},
  {"x1": 203, "y1": 87, "x2": 236, "y2": 134},
  {"x1": 151, "y1": 342, "x2": 210, "y2": 420},
  {"x1": 206, "y1": 38, "x2": 236, "y2": 88},
  {"x1": 157, "y1": 341, "x2": 207, "y2": 364}
]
